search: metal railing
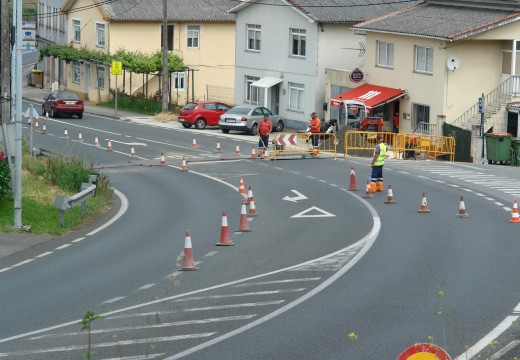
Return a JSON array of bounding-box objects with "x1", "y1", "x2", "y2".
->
[
  {"x1": 272, "y1": 132, "x2": 337, "y2": 160},
  {"x1": 412, "y1": 121, "x2": 438, "y2": 136}
]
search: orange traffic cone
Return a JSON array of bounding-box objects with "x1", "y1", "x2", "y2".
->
[
  {"x1": 258, "y1": 148, "x2": 264, "y2": 157},
  {"x1": 106, "y1": 139, "x2": 113, "y2": 151},
  {"x1": 34, "y1": 118, "x2": 39, "y2": 131},
  {"x1": 41, "y1": 123, "x2": 47, "y2": 134},
  {"x1": 216, "y1": 211, "x2": 234, "y2": 246},
  {"x1": 94, "y1": 136, "x2": 100, "y2": 146},
  {"x1": 246, "y1": 186, "x2": 254, "y2": 204},
  {"x1": 509, "y1": 199, "x2": 520, "y2": 223},
  {"x1": 129, "y1": 146, "x2": 136, "y2": 157},
  {"x1": 180, "y1": 229, "x2": 198, "y2": 271},
  {"x1": 63, "y1": 128, "x2": 69, "y2": 139},
  {"x1": 235, "y1": 142, "x2": 241, "y2": 155},
  {"x1": 418, "y1": 193, "x2": 431, "y2": 213},
  {"x1": 160, "y1": 152, "x2": 166, "y2": 166},
  {"x1": 456, "y1": 196, "x2": 468, "y2": 218},
  {"x1": 363, "y1": 180, "x2": 373, "y2": 198},
  {"x1": 78, "y1": 131, "x2": 83, "y2": 142},
  {"x1": 384, "y1": 185, "x2": 396, "y2": 204},
  {"x1": 216, "y1": 141, "x2": 222, "y2": 152},
  {"x1": 248, "y1": 199, "x2": 258, "y2": 217},
  {"x1": 238, "y1": 176, "x2": 246, "y2": 194},
  {"x1": 263, "y1": 149, "x2": 269, "y2": 160},
  {"x1": 236, "y1": 200, "x2": 251, "y2": 232},
  {"x1": 181, "y1": 156, "x2": 188, "y2": 171},
  {"x1": 348, "y1": 166, "x2": 359, "y2": 191},
  {"x1": 251, "y1": 146, "x2": 257, "y2": 159},
  {"x1": 192, "y1": 138, "x2": 197, "y2": 149}
]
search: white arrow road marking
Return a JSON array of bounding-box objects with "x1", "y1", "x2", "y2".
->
[
  {"x1": 283, "y1": 190, "x2": 308, "y2": 202},
  {"x1": 291, "y1": 206, "x2": 336, "y2": 218}
]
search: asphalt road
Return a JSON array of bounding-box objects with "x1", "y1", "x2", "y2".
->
[{"x1": 1, "y1": 101, "x2": 520, "y2": 359}]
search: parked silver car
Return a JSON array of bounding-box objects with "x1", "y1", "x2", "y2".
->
[{"x1": 218, "y1": 104, "x2": 285, "y2": 135}]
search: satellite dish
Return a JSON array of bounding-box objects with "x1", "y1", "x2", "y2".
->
[{"x1": 447, "y1": 57, "x2": 460, "y2": 71}]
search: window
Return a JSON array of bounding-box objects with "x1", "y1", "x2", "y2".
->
[
  {"x1": 245, "y1": 75, "x2": 260, "y2": 104},
  {"x1": 173, "y1": 72, "x2": 186, "y2": 90},
  {"x1": 247, "y1": 24, "x2": 261, "y2": 51},
  {"x1": 415, "y1": 46, "x2": 433, "y2": 73},
  {"x1": 288, "y1": 82, "x2": 304, "y2": 111},
  {"x1": 187, "y1": 25, "x2": 200, "y2": 49},
  {"x1": 377, "y1": 41, "x2": 394, "y2": 67},
  {"x1": 96, "y1": 66, "x2": 105, "y2": 89},
  {"x1": 413, "y1": 104, "x2": 430, "y2": 128},
  {"x1": 161, "y1": 25, "x2": 174, "y2": 51},
  {"x1": 96, "y1": 23, "x2": 106, "y2": 47},
  {"x1": 290, "y1": 28, "x2": 306, "y2": 57},
  {"x1": 72, "y1": 19, "x2": 81, "y2": 42},
  {"x1": 72, "y1": 61, "x2": 81, "y2": 83}
]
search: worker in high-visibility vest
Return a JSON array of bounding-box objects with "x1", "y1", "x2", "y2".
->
[{"x1": 370, "y1": 135, "x2": 387, "y2": 193}]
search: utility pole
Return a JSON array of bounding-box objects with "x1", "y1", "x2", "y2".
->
[
  {"x1": 161, "y1": 0, "x2": 168, "y2": 112},
  {"x1": 0, "y1": 0, "x2": 10, "y2": 128}
]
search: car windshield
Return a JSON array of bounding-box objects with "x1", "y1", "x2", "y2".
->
[
  {"x1": 57, "y1": 92, "x2": 80, "y2": 100},
  {"x1": 182, "y1": 103, "x2": 197, "y2": 110},
  {"x1": 227, "y1": 107, "x2": 251, "y2": 115}
]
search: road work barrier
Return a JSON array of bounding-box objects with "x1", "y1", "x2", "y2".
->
[
  {"x1": 272, "y1": 132, "x2": 337, "y2": 160},
  {"x1": 344, "y1": 131, "x2": 455, "y2": 161}
]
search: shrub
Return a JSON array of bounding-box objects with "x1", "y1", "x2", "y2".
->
[{"x1": 0, "y1": 160, "x2": 11, "y2": 200}]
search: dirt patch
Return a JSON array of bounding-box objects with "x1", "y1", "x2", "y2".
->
[{"x1": 154, "y1": 112, "x2": 178, "y2": 122}]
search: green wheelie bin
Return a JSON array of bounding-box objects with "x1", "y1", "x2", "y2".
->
[
  {"x1": 485, "y1": 133, "x2": 512, "y2": 164},
  {"x1": 511, "y1": 137, "x2": 520, "y2": 166}
]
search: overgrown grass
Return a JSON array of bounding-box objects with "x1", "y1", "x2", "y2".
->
[
  {"x1": 97, "y1": 94, "x2": 162, "y2": 115},
  {"x1": 0, "y1": 151, "x2": 113, "y2": 235}
]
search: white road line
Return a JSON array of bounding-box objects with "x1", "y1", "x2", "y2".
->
[
  {"x1": 455, "y1": 315, "x2": 519, "y2": 360},
  {"x1": 36, "y1": 251, "x2": 53, "y2": 258},
  {"x1": 174, "y1": 288, "x2": 306, "y2": 302},
  {"x1": 103, "y1": 296, "x2": 126, "y2": 304},
  {"x1": 0, "y1": 334, "x2": 216, "y2": 358},
  {"x1": 0, "y1": 267, "x2": 11, "y2": 273},
  {"x1": 87, "y1": 189, "x2": 128, "y2": 236},
  {"x1": 494, "y1": 202, "x2": 504, "y2": 206},
  {"x1": 503, "y1": 207, "x2": 512, "y2": 212},
  {"x1": 513, "y1": 302, "x2": 520, "y2": 313},
  {"x1": 398, "y1": 171, "x2": 410, "y2": 174},
  {"x1": 12, "y1": 259, "x2": 34, "y2": 267},
  {"x1": 203, "y1": 251, "x2": 218, "y2": 257},
  {"x1": 72, "y1": 237, "x2": 85, "y2": 243},
  {"x1": 138, "y1": 284, "x2": 156, "y2": 290},
  {"x1": 233, "y1": 278, "x2": 321, "y2": 287},
  {"x1": 55, "y1": 244, "x2": 71, "y2": 250}
]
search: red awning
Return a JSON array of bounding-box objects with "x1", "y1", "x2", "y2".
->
[{"x1": 330, "y1": 83, "x2": 407, "y2": 110}]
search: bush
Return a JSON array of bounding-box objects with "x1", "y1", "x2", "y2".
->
[{"x1": 0, "y1": 160, "x2": 11, "y2": 200}]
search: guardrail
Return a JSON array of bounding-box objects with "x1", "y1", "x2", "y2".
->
[
  {"x1": 272, "y1": 132, "x2": 337, "y2": 160},
  {"x1": 344, "y1": 131, "x2": 455, "y2": 161},
  {"x1": 54, "y1": 178, "x2": 97, "y2": 227}
]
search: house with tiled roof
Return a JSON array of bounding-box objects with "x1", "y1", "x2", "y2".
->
[
  {"x1": 229, "y1": 0, "x2": 415, "y2": 129},
  {"x1": 58, "y1": 0, "x2": 236, "y2": 105},
  {"x1": 350, "y1": 0, "x2": 520, "y2": 161}
]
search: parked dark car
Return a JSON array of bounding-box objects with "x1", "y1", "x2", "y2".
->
[
  {"x1": 218, "y1": 104, "x2": 285, "y2": 135},
  {"x1": 42, "y1": 91, "x2": 84, "y2": 119},
  {"x1": 178, "y1": 101, "x2": 232, "y2": 129}
]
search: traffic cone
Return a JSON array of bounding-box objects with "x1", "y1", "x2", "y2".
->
[
  {"x1": 248, "y1": 199, "x2": 258, "y2": 217},
  {"x1": 63, "y1": 128, "x2": 69, "y2": 139},
  {"x1": 238, "y1": 176, "x2": 246, "y2": 194},
  {"x1": 251, "y1": 146, "x2": 257, "y2": 159},
  {"x1": 258, "y1": 148, "x2": 264, "y2": 157},
  {"x1": 216, "y1": 211, "x2": 234, "y2": 246},
  {"x1": 34, "y1": 118, "x2": 39, "y2": 131},
  {"x1": 78, "y1": 131, "x2": 83, "y2": 142},
  {"x1": 348, "y1": 166, "x2": 359, "y2": 191},
  {"x1": 129, "y1": 146, "x2": 136, "y2": 157},
  {"x1": 192, "y1": 138, "x2": 197, "y2": 149},
  {"x1": 509, "y1": 199, "x2": 520, "y2": 223},
  {"x1": 246, "y1": 186, "x2": 254, "y2": 204},
  {"x1": 180, "y1": 229, "x2": 198, "y2": 271},
  {"x1": 456, "y1": 196, "x2": 468, "y2": 218},
  {"x1": 363, "y1": 180, "x2": 373, "y2": 198},
  {"x1": 384, "y1": 185, "x2": 396, "y2": 204},
  {"x1": 94, "y1": 136, "x2": 100, "y2": 146},
  {"x1": 41, "y1": 123, "x2": 47, "y2": 134},
  {"x1": 181, "y1": 156, "x2": 188, "y2": 171},
  {"x1": 160, "y1": 152, "x2": 166, "y2": 166},
  {"x1": 418, "y1": 193, "x2": 431, "y2": 213},
  {"x1": 216, "y1": 141, "x2": 222, "y2": 152},
  {"x1": 235, "y1": 142, "x2": 241, "y2": 155},
  {"x1": 263, "y1": 149, "x2": 269, "y2": 160},
  {"x1": 236, "y1": 200, "x2": 251, "y2": 232},
  {"x1": 106, "y1": 139, "x2": 113, "y2": 151}
]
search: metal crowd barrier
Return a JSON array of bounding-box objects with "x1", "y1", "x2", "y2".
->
[
  {"x1": 344, "y1": 131, "x2": 455, "y2": 161},
  {"x1": 272, "y1": 132, "x2": 337, "y2": 160}
]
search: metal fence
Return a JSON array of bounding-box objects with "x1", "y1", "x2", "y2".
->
[{"x1": 272, "y1": 132, "x2": 337, "y2": 160}]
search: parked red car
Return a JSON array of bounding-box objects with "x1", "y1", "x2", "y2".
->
[
  {"x1": 178, "y1": 101, "x2": 232, "y2": 129},
  {"x1": 42, "y1": 91, "x2": 84, "y2": 119}
]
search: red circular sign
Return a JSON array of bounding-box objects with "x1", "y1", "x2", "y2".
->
[
  {"x1": 349, "y1": 68, "x2": 364, "y2": 83},
  {"x1": 396, "y1": 343, "x2": 451, "y2": 360}
]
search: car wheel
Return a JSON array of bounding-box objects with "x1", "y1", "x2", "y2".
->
[
  {"x1": 275, "y1": 120, "x2": 284, "y2": 132},
  {"x1": 182, "y1": 123, "x2": 192, "y2": 128},
  {"x1": 221, "y1": 129, "x2": 230, "y2": 134},
  {"x1": 77, "y1": 112, "x2": 83, "y2": 119},
  {"x1": 250, "y1": 123, "x2": 259, "y2": 136},
  {"x1": 51, "y1": 107, "x2": 58, "y2": 118},
  {"x1": 195, "y1": 118, "x2": 207, "y2": 130}
]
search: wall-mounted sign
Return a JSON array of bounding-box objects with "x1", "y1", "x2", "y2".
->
[{"x1": 349, "y1": 68, "x2": 364, "y2": 83}]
